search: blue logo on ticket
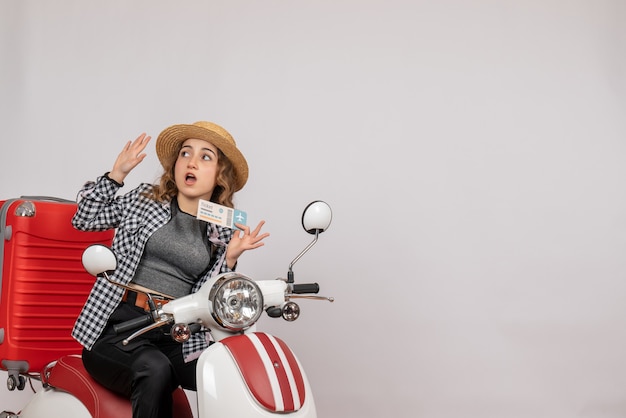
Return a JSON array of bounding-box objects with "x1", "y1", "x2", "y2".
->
[{"x1": 196, "y1": 199, "x2": 247, "y2": 229}]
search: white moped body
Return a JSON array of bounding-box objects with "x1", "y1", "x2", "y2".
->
[{"x1": 17, "y1": 389, "x2": 90, "y2": 418}]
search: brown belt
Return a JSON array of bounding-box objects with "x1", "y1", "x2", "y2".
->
[{"x1": 122, "y1": 290, "x2": 170, "y2": 311}]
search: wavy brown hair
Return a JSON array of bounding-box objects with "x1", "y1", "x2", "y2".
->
[{"x1": 148, "y1": 147, "x2": 237, "y2": 208}]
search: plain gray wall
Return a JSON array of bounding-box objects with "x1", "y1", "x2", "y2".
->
[{"x1": 2, "y1": 1, "x2": 626, "y2": 417}]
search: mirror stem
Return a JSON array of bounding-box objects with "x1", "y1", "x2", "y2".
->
[{"x1": 287, "y1": 230, "x2": 320, "y2": 283}]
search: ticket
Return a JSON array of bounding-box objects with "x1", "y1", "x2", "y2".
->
[{"x1": 196, "y1": 199, "x2": 247, "y2": 229}]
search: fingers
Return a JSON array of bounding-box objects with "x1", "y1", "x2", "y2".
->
[
  {"x1": 120, "y1": 134, "x2": 150, "y2": 155},
  {"x1": 132, "y1": 133, "x2": 151, "y2": 147},
  {"x1": 235, "y1": 223, "x2": 250, "y2": 234},
  {"x1": 235, "y1": 221, "x2": 270, "y2": 238},
  {"x1": 130, "y1": 133, "x2": 151, "y2": 156},
  {"x1": 125, "y1": 134, "x2": 151, "y2": 161},
  {"x1": 233, "y1": 221, "x2": 270, "y2": 249},
  {"x1": 112, "y1": 133, "x2": 151, "y2": 178},
  {"x1": 251, "y1": 220, "x2": 266, "y2": 236}
]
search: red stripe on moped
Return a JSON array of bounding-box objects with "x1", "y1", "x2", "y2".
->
[
  {"x1": 274, "y1": 334, "x2": 306, "y2": 407},
  {"x1": 222, "y1": 332, "x2": 305, "y2": 412},
  {"x1": 255, "y1": 332, "x2": 296, "y2": 410}
]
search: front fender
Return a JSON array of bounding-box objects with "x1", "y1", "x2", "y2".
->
[{"x1": 197, "y1": 332, "x2": 316, "y2": 417}]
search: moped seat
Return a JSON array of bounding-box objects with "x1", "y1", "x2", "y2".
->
[{"x1": 45, "y1": 355, "x2": 194, "y2": 418}]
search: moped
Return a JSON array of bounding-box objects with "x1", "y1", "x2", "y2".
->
[{"x1": 1, "y1": 200, "x2": 333, "y2": 418}]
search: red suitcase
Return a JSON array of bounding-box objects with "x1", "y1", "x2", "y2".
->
[{"x1": 0, "y1": 197, "x2": 114, "y2": 389}]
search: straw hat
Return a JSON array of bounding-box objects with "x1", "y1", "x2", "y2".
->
[{"x1": 156, "y1": 121, "x2": 249, "y2": 191}]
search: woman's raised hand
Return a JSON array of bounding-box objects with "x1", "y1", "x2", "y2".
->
[
  {"x1": 225, "y1": 220, "x2": 270, "y2": 269},
  {"x1": 108, "y1": 133, "x2": 151, "y2": 184}
]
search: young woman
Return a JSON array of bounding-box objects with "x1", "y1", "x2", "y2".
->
[{"x1": 71, "y1": 121, "x2": 269, "y2": 418}]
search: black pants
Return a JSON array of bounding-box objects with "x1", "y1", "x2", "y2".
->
[{"x1": 82, "y1": 302, "x2": 197, "y2": 418}]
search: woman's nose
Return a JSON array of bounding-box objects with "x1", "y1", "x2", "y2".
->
[{"x1": 187, "y1": 158, "x2": 198, "y2": 169}]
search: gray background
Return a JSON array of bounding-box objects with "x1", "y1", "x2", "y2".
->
[{"x1": 2, "y1": 1, "x2": 626, "y2": 417}]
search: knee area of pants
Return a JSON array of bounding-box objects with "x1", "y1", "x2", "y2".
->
[{"x1": 140, "y1": 361, "x2": 174, "y2": 380}]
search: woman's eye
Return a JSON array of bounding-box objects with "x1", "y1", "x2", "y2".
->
[
  {"x1": 202, "y1": 154, "x2": 212, "y2": 161},
  {"x1": 180, "y1": 150, "x2": 190, "y2": 157}
]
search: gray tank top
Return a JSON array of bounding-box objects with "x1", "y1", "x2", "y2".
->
[{"x1": 132, "y1": 200, "x2": 212, "y2": 298}]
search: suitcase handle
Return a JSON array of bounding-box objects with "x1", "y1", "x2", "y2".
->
[{"x1": 19, "y1": 196, "x2": 74, "y2": 203}]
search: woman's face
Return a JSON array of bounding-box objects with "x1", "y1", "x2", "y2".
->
[{"x1": 174, "y1": 138, "x2": 220, "y2": 202}]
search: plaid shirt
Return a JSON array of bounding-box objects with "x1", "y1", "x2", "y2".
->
[{"x1": 71, "y1": 175, "x2": 234, "y2": 361}]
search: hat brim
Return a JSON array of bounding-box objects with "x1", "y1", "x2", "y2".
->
[{"x1": 156, "y1": 123, "x2": 249, "y2": 192}]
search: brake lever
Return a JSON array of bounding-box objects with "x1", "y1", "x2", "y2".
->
[
  {"x1": 122, "y1": 317, "x2": 173, "y2": 346},
  {"x1": 288, "y1": 294, "x2": 335, "y2": 302}
]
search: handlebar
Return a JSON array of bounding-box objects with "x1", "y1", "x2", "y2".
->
[
  {"x1": 113, "y1": 282, "x2": 327, "y2": 337},
  {"x1": 113, "y1": 314, "x2": 153, "y2": 335},
  {"x1": 113, "y1": 314, "x2": 204, "y2": 342},
  {"x1": 291, "y1": 283, "x2": 319, "y2": 294}
]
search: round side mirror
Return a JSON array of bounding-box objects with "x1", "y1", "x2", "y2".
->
[
  {"x1": 82, "y1": 244, "x2": 117, "y2": 276},
  {"x1": 302, "y1": 201, "x2": 332, "y2": 234}
]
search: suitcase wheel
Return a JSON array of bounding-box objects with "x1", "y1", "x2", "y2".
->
[{"x1": 6, "y1": 374, "x2": 26, "y2": 391}]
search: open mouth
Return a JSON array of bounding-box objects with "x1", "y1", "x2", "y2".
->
[{"x1": 185, "y1": 173, "x2": 197, "y2": 185}]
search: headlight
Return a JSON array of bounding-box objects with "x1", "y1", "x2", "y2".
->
[{"x1": 210, "y1": 274, "x2": 263, "y2": 331}]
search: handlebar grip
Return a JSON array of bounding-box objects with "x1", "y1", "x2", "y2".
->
[
  {"x1": 113, "y1": 314, "x2": 153, "y2": 335},
  {"x1": 291, "y1": 283, "x2": 320, "y2": 294}
]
